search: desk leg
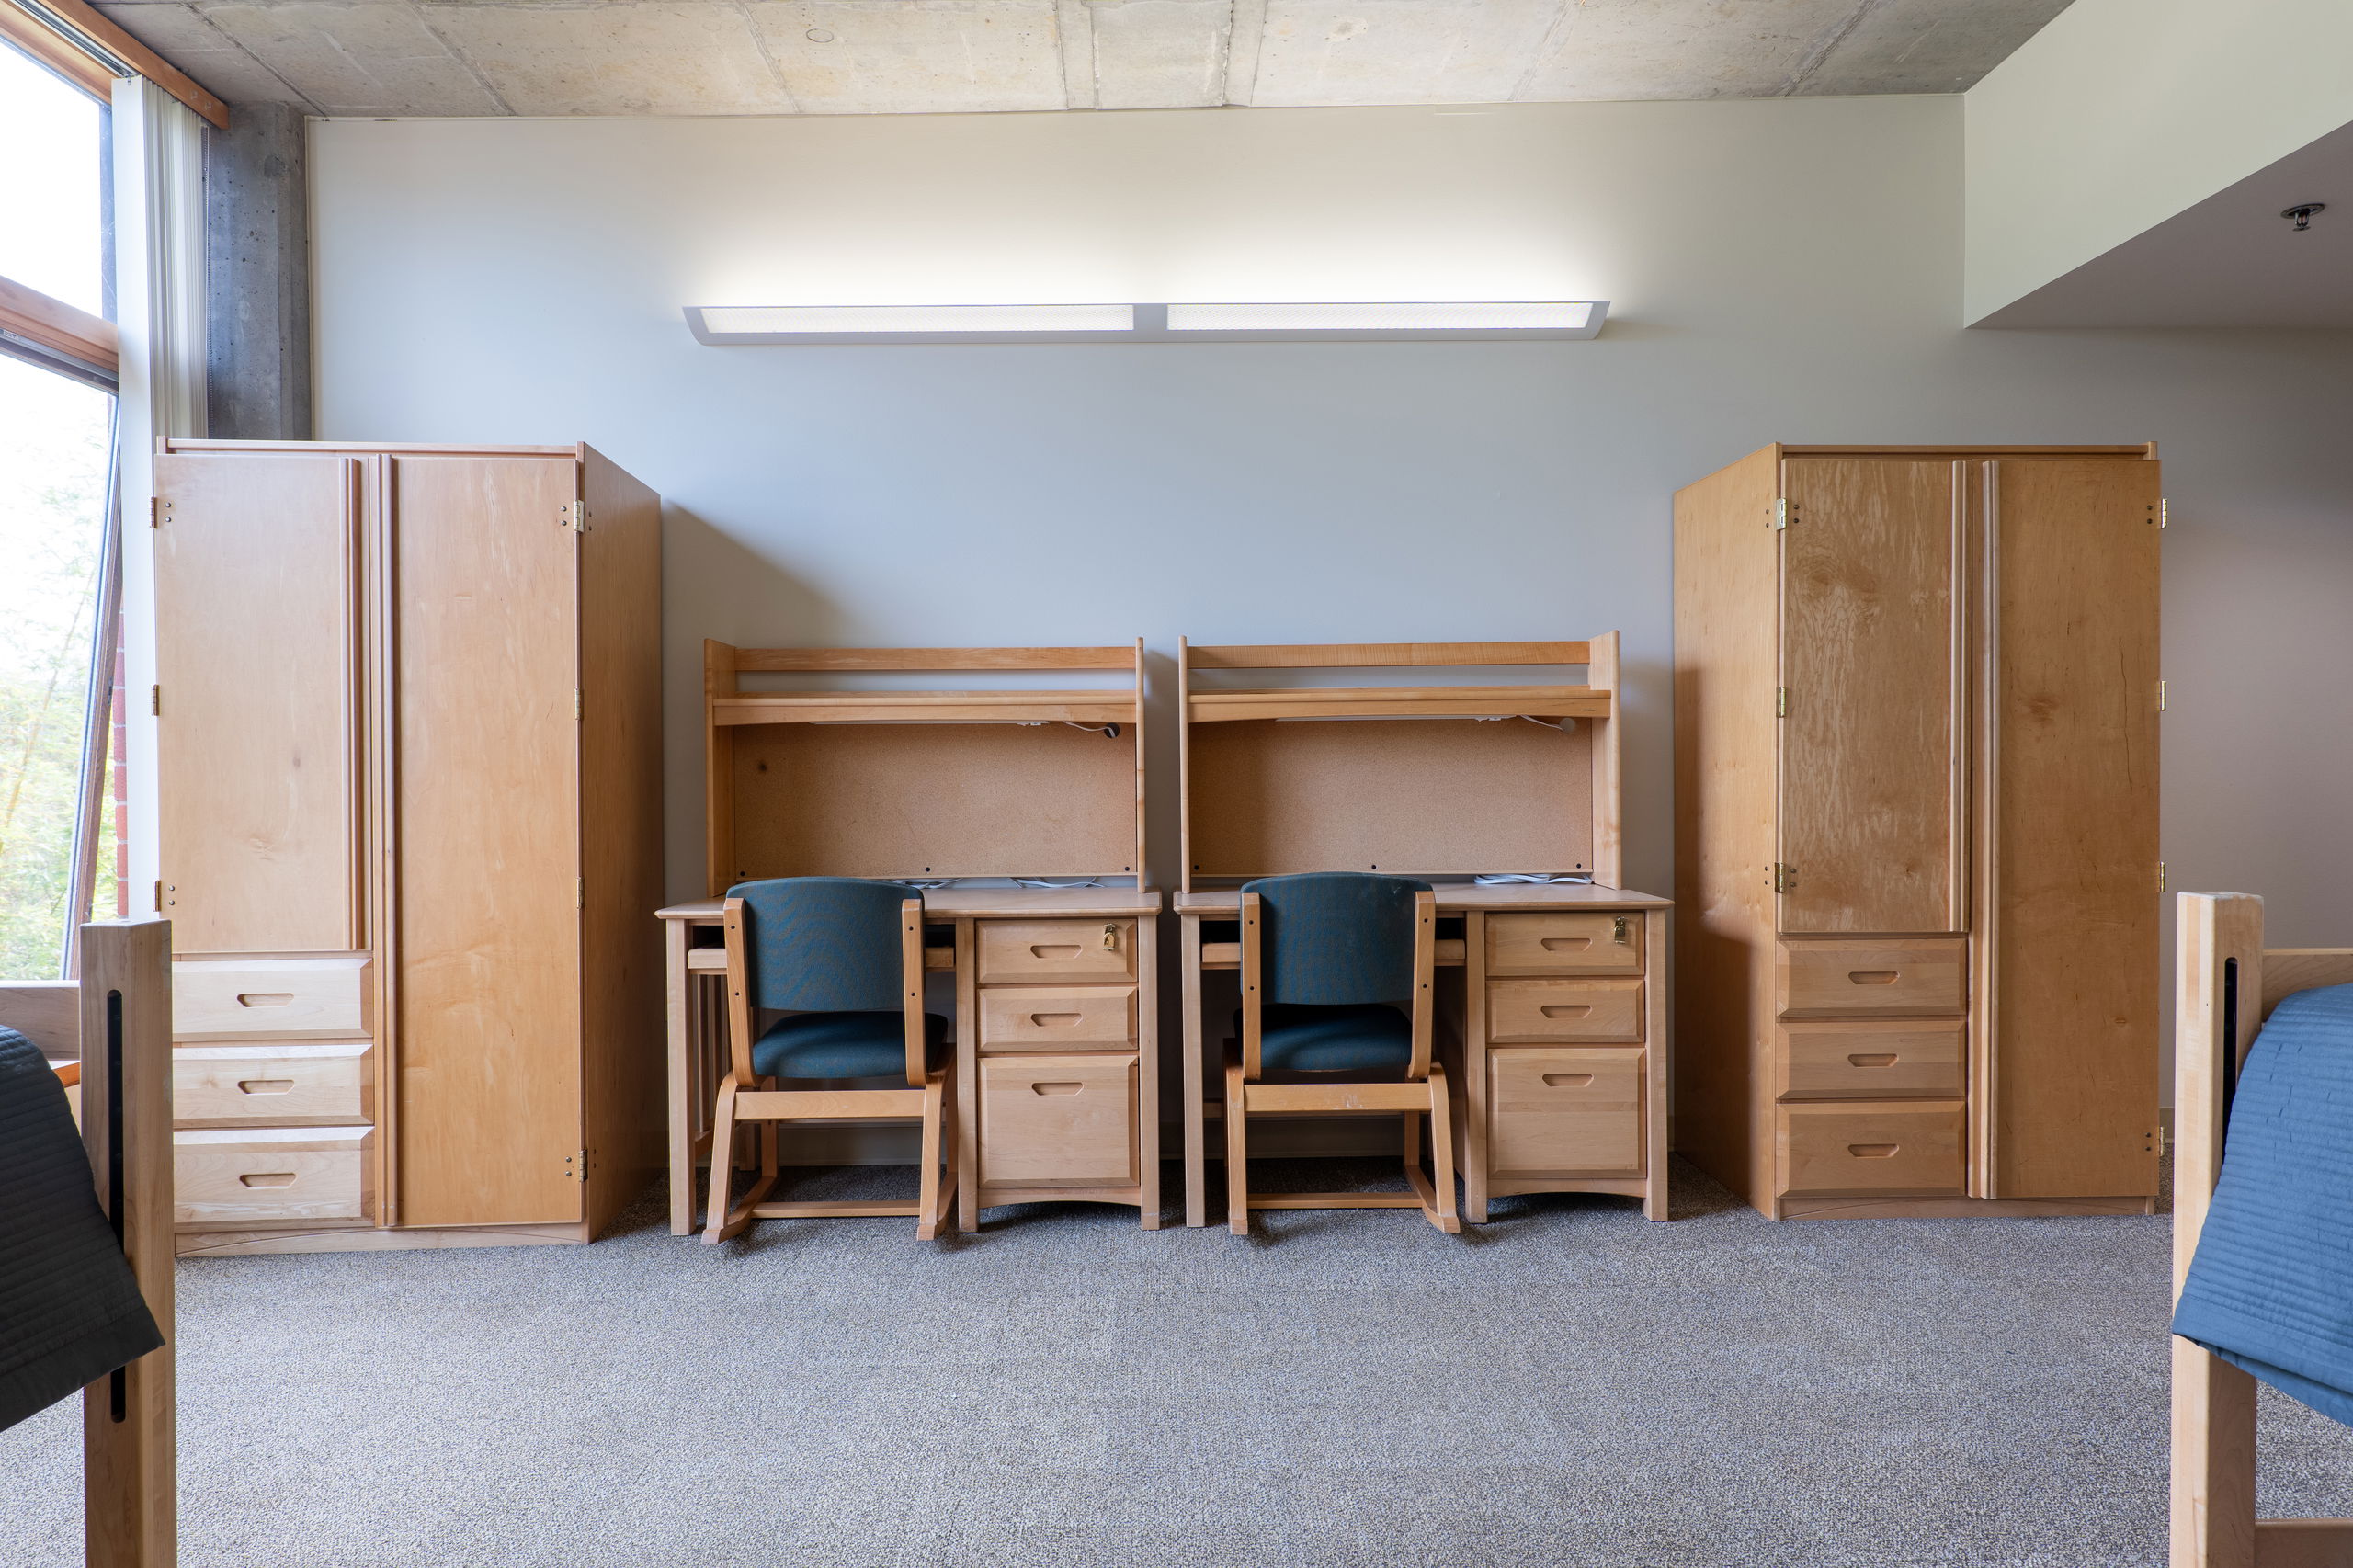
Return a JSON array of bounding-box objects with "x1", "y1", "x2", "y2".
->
[
  {"x1": 1138, "y1": 913, "x2": 1161, "y2": 1229},
  {"x1": 1462, "y1": 912, "x2": 1491, "y2": 1225},
  {"x1": 665, "y1": 918, "x2": 695, "y2": 1236},
  {"x1": 1181, "y1": 915, "x2": 1206, "y2": 1228},
  {"x1": 1644, "y1": 907, "x2": 1670, "y2": 1221},
  {"x1": 956, "y1": 920, "x2": 980, "y2": 1233}
]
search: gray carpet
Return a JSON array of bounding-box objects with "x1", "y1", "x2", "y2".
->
[{"x1": 6, "y1": 1157, "x2": 2351, "y2": 1568}]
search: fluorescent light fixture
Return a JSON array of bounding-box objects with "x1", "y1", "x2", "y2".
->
[
  {"x1": 1168, "y1": 301, "x2": 1595, "y2": 332},
  {"x1": 685, "y1": 301, "x2": 1608, "y2": 345}
]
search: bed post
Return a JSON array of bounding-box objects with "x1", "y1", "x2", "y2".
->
[
  {"x1": 78, "y1": 919, "x2": 176, "y2": 1568},
  {"x1": 2171, "y1": 892, "x2": 2262, "y2": 1568}
]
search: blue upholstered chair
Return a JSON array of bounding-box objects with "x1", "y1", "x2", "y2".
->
[
  {"x1": 1223, "y1": 872, "x2": 1460, "y2": 1235},
  {"x1": 704, "y1": 878, "x2": 954, "y2": 1242}
]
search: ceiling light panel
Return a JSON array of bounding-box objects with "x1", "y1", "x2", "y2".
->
[
  {"x1": 1167, "y1": 302, "x2": 1595, "y2": 332},
  {"x1": 696, "y1": 303, "x2": 1135, "y2": 335}
]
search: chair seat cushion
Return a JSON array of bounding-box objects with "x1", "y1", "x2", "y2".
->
[
  {"x1": 753, "y1": 1011, "x2": 949, "y2": 1081},
  {"x1": 1233, "y1": 1003, "x2": 1413, "y2": 1074}
]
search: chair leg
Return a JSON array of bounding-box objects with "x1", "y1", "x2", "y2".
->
[
  {"x1": 916, "y1": 1066, "x2": 949, "y2": 1241},
  {"x1": 1423, "y1": 1063, "x2": 1461, "y2": 1234},
  {"x1": 1223, "y1": 1048, "x2": 1250, "y2": 1237},
  {"x1": 702, "y1": 1076, "x2": 749, "y2": 1244}
]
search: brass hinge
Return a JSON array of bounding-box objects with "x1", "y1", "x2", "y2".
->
[
  {"x1": 1771, "y1": 862, "x2": 1799, "y2": 893},
  {"x1": 2147, "y1": 1123, "x2": 2166, "y2": 1154},
  {"x1": 153, "y1": 880, "x2": 164, "y2": 912},
  {"x1": 1769, "y1": 498, "x2": 1790, "y2": 530},
  {"x1": 150, "y1": 685, "x2": 161, "y2": 716},
  {"x1": 574, "y1": 689, "x2": 583, "y2": 721},
  {"x1": 563, "y1": 1148, "x2": 585, "y2": 1180},
  {"x1": 1776, "y1": 686, "x2": 1788, "y2": 718},
  {"x1": 2158, "y1": 680, "x2": 2167, "y2": 711},
  {"x1": 576, "y1": 877, "x2": 586, "y2": 909},
  {"x1": 150, "y1": 495, "x2": 169, "y2": 527},
  {"x1": 2159, "y1": 499, "x2": 2168, "y2": 529},
  {"x1": 2158, "y1": 862, "x2": 2167, "y2": 892},
  {"x1": 561, "y1": 500, "x2": 588, "y2": 533}
]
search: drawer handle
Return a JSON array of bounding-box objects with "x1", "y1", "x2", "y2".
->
[
  {"x1": 1540, "y1": 1073, "x2": 1595, "y2": 1088},
  {"x1": 237, "y1": 992, "x2": 296, "y2": 1008},
  {"x1": 1029, "y1": 1082, "x2": 1083, "y2": 1096},
  {"x1": 1847, "y1": 1143, "x2": 1900, "y2": 1159},
  {"x1": 1612, "y1": 915, "x2": 1630, "y2": 945},
  {"x1": 1101, "y1": 924, "x2": 1119, "y2": 951},
  {"x1": 1029, "y1": 945, "x2": 1081, "y2": 960},
  {"x1": 239, "y1": 1172, "x2": 298, "y2": 1188},
  {"x1": 1029, "y1": 1013, "x2": 1082, "y2": 1028},
  {"x1": 1539, "y1": 1005, "x2": 1592, "y2": 1019},
  {"x1": 1847, "y1": 971, "x2": 1899, "y2": 986},
  {"x1": 236, "y1": 1078, "x2": 296, "y2": 1095},
  {"x1": 1540, "y1": 937, "x2": 1592, "y2": 953},
  {"x1": 1847, "y1": 1054, "x2": 1898, "y2": 1068}
]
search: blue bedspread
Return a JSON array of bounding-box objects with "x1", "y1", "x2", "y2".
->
[{"x1": 2175, "y1": 983, "x2": 2353, "y2": 1427}]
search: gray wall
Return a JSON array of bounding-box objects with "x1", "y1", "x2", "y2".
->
[{"x1": 310, "y1": 97, "x2": 2353, "y2": 1006}]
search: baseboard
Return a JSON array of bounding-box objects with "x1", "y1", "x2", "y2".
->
[{"x1": 176, "y1": 1221, "x2": 590, "y2": 1256}]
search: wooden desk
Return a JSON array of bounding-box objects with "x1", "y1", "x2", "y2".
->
[
  {"x1": 1176, "y1": 883, "x2": 1671, "y2": 1227},
  {"x1": 660, "y1": 885, "x2": 1162, "y2": 1234}
]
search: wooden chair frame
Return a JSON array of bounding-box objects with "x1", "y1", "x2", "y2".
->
[
  {"x1": 2173, "y1": 892, "x2": 2353, "y2": 1568},
  {"x1": 6, "y1": 920, "x2": 176, "y2": 1568},
  {"x1": 702, "y1": 896, "x2": 955, "y2": 1241},
  {"x1": 1223, "y1": 888, "x2": 1460, "y2": 1234}
]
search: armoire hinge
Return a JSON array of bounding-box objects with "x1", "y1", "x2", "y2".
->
[
  {"x1": 574, "y1": 689, "x2": 583, "y2": 720},
  {"x1": 563, "y1": 1148, "x2": 585, "y2": 1179},
  {"x1": 2158, "y1": 680, "x2": 2167, "y2": 712},
  {"x1": 1770, "y1": 498, "x2": 1789, "y2": 530},
  {"x1": 1776, "y1": 687, "x2": 1788, "y2": 718},
  {"x1": 2158, "y1": 862, "x2": 2167, "y2": 893},
  {"x1": 2159, "y1": 500, "x2": 2168, "y2": 529},
  {"x1": 576, "y1": 877, "x2": 586, "y2": 909},
  {"x1": 152, "y1": 881, "x2": 164, "y2": 913},
  {"x1": 150, "y1": 496, "x2": 168, "y2": 527},
  {"x1": 150, "y1": 685, "x2": 160, "y2": 716},
  {"x1": 561, "y1": 500, "x2": 588, "y2": 533},
  {"x1": 1771, "y1": 862, "x2": 1798, "y2": 893}
]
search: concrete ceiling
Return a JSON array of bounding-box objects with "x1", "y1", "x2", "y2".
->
[
  {"x1": 89, "y1": 0, "x2": 2073, "y2": 117},
  {"x1": 1978, "y1": 118, "x2": 2353, "y2": 328}
]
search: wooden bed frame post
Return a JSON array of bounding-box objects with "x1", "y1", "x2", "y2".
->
[{"x1": 77, "y1": 918, "x2": 176, "y2": 1568}]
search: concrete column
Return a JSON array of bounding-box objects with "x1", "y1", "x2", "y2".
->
[{"x1": 204, "y1": 102, "x2": 310, "y2": 439}]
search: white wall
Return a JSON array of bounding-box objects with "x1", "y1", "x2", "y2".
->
[
  {"x1": 1965, "y1": 0, "x2": 2353, "y2": 324},
  {"x1": 312, "y1": 96, "x2": 2353, "y2": 986}
]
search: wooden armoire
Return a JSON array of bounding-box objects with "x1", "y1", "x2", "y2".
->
[
  {"x1": 1673, "y1": 444, "x2": 2162, "y2": 1219},
  {"x1": 153, "y1": 440, "x2": 664, "y2": 1254}
]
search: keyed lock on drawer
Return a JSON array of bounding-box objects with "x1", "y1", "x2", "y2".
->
[
  {"x1": 1101, "y1": 923, "x2": 1119, "y2": 951},
  {"x1": 1611, "y1": 915, "x2": 1629, "y2": 946}
]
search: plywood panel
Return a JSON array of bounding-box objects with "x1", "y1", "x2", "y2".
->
[
  {"x1": 154, "y1": 452, "x2": 359, "y2": 954},
  {"x1": 392, "y1": 457, "x2": 583, "y2": 1227},
  {"x1": 1778, "y1": 459, "x2": 1962, "y2": 934},
  {"x1": 576, "y1": 448, "x2": 665, "y2": 1234},
  {"x1": 1187, "y1": 718, "x2": 1592, "y2": 880},
  {"x1": 1987, "y1": 458, "x2": 2161, "y2": 1199},
  {"x1": 725, "y1": 723, "x2": 1137, "y2": 881}
]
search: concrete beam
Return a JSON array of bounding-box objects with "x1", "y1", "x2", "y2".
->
[{"x1": 204, "y1": 100, "x2": 310, "y2": 439}]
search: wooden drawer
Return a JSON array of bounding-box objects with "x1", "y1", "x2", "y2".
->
[
  {"x1": 175, "y1": 1126, "x2": 371, "y2": 1228},
  {"x1": 1487, "y1": 977, "x2": 1643, "y2": 1044},
  {"x1": 1486, "y1": 911, "x2": 1643, "y2": 977},
  {"x1": 1488, "y1": 1046, "x2": 1643, "y2": 1178},
  {"x1": 175, "y1": 1041, "x2": 373, "y2": 1128},
  {"x1": 174, "y1": 955, "x2": 369, "y2": 1040},
  {"x1": 976, "y1": 920, "x2": 1138, "y2": 985},
  {"x1": 1778, "y1": 1102, "x2": 1964, "y2": 1197},
  {"x1": 978, "y1": 985, "x2": 1136, "y2": 1053},
  {"x1": 1776, "y1": 939, "x2": 1964, "y2": 1019},
  {"x1": 979, "y1": 1052, "x2": 1139, "y2": 1187},
  {"x1": 1776, "y1": 1021, "x2": 1965, "y2": 1101}
]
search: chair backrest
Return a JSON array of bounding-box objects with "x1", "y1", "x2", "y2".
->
[
  {"x1": 724, "y1": 878, "x2": 914, "y2": 1013},
  {"x1": 1242, "y1": 872, "x2": 1431, "y2": 1006}
]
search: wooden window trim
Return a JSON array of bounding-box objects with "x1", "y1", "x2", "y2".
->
[
  {"x1": 0, "y1": 272, "x2": 119, "y2": 377},
  {"x1": 1, "y1": 0, "x2": 229, "y2": 129}
]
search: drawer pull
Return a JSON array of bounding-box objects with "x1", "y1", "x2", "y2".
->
[
  {"x1": 1540, "y1": 937, "x2": 1593, "y2": 953},
  {"x1": 1540, "y1": 1073, "x2": 1595, "y2": 1088},
  {"x1": 239, "y1": 1172, "x2": 298, "y2": 1188},
  {"x1": 1100, "y1": 924, "x2": 1118, "y2": 951},
  {"x1": 1029, "y1": 1013, "x2": 1082, "y2": 1028},
  {"x1": 235, "y1": 1079, "x2": 296, "y2": 1095},
  {"x1": 1030, "y1": 945, "x2": 1080, "y2": 960},
  {"x1": 1029, "y1": 1082, "x2": 1083, "y2": 1096},
  {"x1": 1847, "y1": 1143, "x2": 1900, "y2": 1159},
  {"x1": 1847, "y1": 1054, "x2": 1898, "y2": 1068},
  {"x1": 237, "y1": 992, "x2": 296, "y2": 1008},
  {"x1": 1847, "y1": 971, "x2": 1899, "y2": 986},
  {"x1": 1612, "y1": 915, "x2": 1630, "y2": 945},
  {"x1": 1539, "y1": 1005, "x2": 1593, "y2": 1020}
]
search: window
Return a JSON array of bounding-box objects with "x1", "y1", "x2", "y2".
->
[{"x1": 0, "y1": 39, "x2": 119, "y2": 979}]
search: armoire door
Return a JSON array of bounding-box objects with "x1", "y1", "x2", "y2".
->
[
  {"x1": 154, "y1": 452, "x2": 362, "y2": 955},
  {"x1": 391, "y1": 456, "x2": 584, "y2": 1227},
  {"x1": 1776, "y1": 459, "x2": 1964, "y2": 935},
  {"x1": 1981, "y1": 458, "x2": 2161, "y2": 1198}
]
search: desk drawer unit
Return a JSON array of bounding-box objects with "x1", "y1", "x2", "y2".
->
[
  {"x1": 978, "y1": 1053, "x2": 1140, "y2": 1187},
  {"x1": 174, "y1": 955, "x2": 369, "y2": 1040},
  {"x1": 1486, "y1": 912, "x2": 1643, "y2": 977},
  {"x1": 1776, "y1": 1021, "x2": 1964, "y2": 1101},
  {"x1": 1488, "y1": 1046, "x2": 1643, "y2": 1178},
  {"x1": 1778, "y1": 1101, "x2": 1965, "y2": 1197},
  {"x1": 175, "y1": 1126, "x2": 373, "y2": 1228},
  {"x1": 174, "y1": 1041, "x2": 374, "y2": 1128},
  {"x1": 976, "y1": 920, "x2": 1138, "y2": 985},
  {"x1": 978, "y1": 985, "x2": 1137, "y2": 1053},
  {"x1": 1776, "y1": 939, "x2": 1964, "y2": 1019},
  {"x1": 1487, "y1": 977, "x2": 1643, "y2": 1044}
]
